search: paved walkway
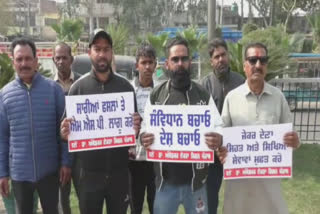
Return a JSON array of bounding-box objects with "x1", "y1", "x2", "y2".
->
[{"x1": 0, "y1": 198, "x2": 6, "y2": 214}]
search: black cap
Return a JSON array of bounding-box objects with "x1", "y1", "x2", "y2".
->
[{"x1": 88, "y1": 28, "x2": 113, "y2": 48}]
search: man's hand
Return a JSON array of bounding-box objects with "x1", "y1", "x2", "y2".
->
[
  {"x1": 205, "y1": 132, "x2": 222, "y2": 151},
  {"x1": 59, "y1": 166, "x2": 71, "y2": 186},
  {"x1": 132, "y1": 112, "x2": 141, "y2": 137},
  {"x1": 0, "y1": 177, "x2": 9, "y2": 197},
  {"x1": 60, "y1": 118, "x2": 73, "y2": 141},
  {"x1": 216, "y1": 146, "x2": 228, "y2": 164},
  {"x1": 284, "y1": 131, "x2": 300, "y2": 149},
  {"x1": 128, "y1": 146, "x2": 136, "y2": 159},
  {"x1": 140, "y1": 133, "x2": 154, "y2": 149}
]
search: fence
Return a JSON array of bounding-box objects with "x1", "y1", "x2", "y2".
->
[
  {"x1": 269, "y1": 78, "x2": 320, "y2": 143},
  {"x1": 289, "y1": 54, "x2": 320, "y2": 78}
]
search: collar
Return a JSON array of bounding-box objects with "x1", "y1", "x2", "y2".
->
[
  {"x1": 54, "y1": 71, "x2": 75, "y2": 82},
  {"x1": 242, "y1": 80, "x2": 273, "y2": 96},
  {"x1": 16, "y1": 71, "x2": 40, "y2": 86},
  {"x1": 90, "y1": 69, "x2": 114, "y2": 83},
  {"x1": 133, "y1": 76, "x2": 154, "y2": 89},
  {"x1": 213, "y1": 67, "x2": 230, "y2": 82},
  {"x1": 164, "y1": 79, "x2": 193, "y2": 93}
]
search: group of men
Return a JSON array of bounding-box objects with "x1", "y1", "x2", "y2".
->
[{"x1": 0, "y1": 27, "x2": 300, "y2": 214}]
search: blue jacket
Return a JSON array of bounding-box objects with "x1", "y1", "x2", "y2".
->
[{"x1": 0, "y1": 72, "x2": 70, "y2": 182}]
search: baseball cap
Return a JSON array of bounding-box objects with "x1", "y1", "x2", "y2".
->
[{"x1": 88, "y1": 28, "x2": 113, "y2": 48}]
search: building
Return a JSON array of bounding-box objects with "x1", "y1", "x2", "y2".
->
[{"x1": 5, "y1": 0, "x2": 59, "y2": 41}]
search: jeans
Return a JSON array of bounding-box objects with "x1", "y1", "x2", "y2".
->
[
  {"x1": 206, "y1": 163, "x2": 223, "y2": 214},
  {"x1": 153, "y1": 182, "x2": 208, "y2": 214}
]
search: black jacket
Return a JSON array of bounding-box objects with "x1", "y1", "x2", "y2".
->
[
  {"x1": 68, "y1": 70, "x2": 136, "y2": 174},
  {"x1": 201, "y1": 70, "x2": 245, "y2": 113},
  {"x1": 148, "y1": 80, "x2": 211, "y2": 192}
]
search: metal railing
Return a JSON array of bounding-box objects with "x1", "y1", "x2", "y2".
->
[{"x1": 269, "y1": 78, "x2": 320, "y2": 142}]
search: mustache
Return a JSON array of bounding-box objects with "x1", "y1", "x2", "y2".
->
[
  {"x1": 253, "y1": 68, "x2": 263, "y2": 74},
  {"x1": 21, "y1": 66, "x2": 32, "y2": 70}
]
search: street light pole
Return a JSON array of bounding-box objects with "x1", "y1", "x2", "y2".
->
[
  {"x1": 208, "y1": 0, "x2": 216, "y2": 42},
  {"x1": 27, "y1": 0, "x2": 30, "y2": 36}
]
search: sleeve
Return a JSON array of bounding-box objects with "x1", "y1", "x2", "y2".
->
[
  {"x1": 55, "y1": 84, "x2": 72, "y2": 167},
  {"x1": 200, "y1": 76, "x2": 212, "y2": 94},
  {"x1": 0, "y1": 93, "x2": 10, "y2": 178},
  {"x1": 221, "y1": 94, "x2": 232, "y2": 128},
  {"x1": 138, "y1": 94, "x2": 152, "y2": 141},
  {"x1": 209, "y1": 97, "x2": 223, "y2": 135}
]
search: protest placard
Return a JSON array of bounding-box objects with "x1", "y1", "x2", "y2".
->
[
  {"x1": 65, "y1": 92, "x2": 135, "y2": 152},
  {"x1": 144, "y1": 98, "x2": 222, "y2": 163},
  {"x1": 223, "y1": 123, "x2": 293, "y2": 179}
]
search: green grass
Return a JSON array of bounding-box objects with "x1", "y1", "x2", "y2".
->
[{"x1": 68, "y1": 144, "x2": 320, "y2": 214}]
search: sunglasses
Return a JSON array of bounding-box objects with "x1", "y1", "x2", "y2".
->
[
  {"x1": 246, "y1": 56, "x2": 269, "y2": 65},
  {"x1": 170, "y1": 56, "x2": 189, "y2": 63}
]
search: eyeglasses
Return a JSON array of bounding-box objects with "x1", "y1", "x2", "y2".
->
[
  {"x1": 170, "y1": 56, "x2": 189, "y2": 63},
  {"x1": 246, "y1": 56, "x2": 269, "y2": 66}
]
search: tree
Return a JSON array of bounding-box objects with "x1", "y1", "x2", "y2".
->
[
  {"x1": 176, "y1": 26, "x2": 207, "y2": 59},
  {"x1": 0, "y1": 53, "x2": 14, "y2": 89},
  {"x1": 242, "y1": 23, "x2": 259, "y2": 36},
  {"x1": 51, "y1": 19, "x2": 84, "y2": 42},
  {"x1": 246, "y1": 0, "x2": 271, "y2": 27},
  {"x1": 296, "y1": 0, "x2": 320, "y2": 13},
  {"x1": 280, "y1": 0, "x2": 298, "y2": 31},
  {"x1": 79, "y1": 0, "x2": 95, "y2": 34},
  {"x1": 106, "y1": 23, "x2": 129, "y2": 55},
  {"x1": 144, "y1": 33, "x2": 169, "y2": 60},
  {"x1": 58, "y1": 0, "x2": 80, "y2": 19},
  {"x1": 229, "y1": 25, "x2": 298, "y2": 80},
  {"x1": 0, "y1": 53, "x2": 52, "y2": 89},
  {"x1": 307, "y1": 13, "x2": 320, "y2": 52},
  {"x1": 0, "y1": 0, "x2": 13, "y2": 35}
]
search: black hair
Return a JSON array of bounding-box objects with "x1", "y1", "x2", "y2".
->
[
  {"x1": 165, "y1": 36, "x2": 189, "y2": 58},
  {"x1": 244, "y1": 42, "x2": 268, "y2": 59},
  {"x1": 135, "y1": 42, "x2": 156, "y2": 63},
  {"x1": 54, "y1": 42, "x2": 72, "y2": 56},
  {"x1": 208, "y1": 38, "x2": 228, "y2": 57},
  {"x1": 11, "y1": 37, "x2": 36, "y2": 58}
]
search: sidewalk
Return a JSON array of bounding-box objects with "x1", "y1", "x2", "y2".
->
[{"x1": 0, "y1": 199, "x2": 6, "y2": 214}]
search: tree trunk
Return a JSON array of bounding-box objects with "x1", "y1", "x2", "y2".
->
[
  {"x1": 248, "y1": 0, "x2": 253, "y2": 23},
  {"x1": 269, "y1": 0, "x2": 276, "y2": 26},
  {"x1": 240, "y1": 0, "x2": 244, "y2": 28}
]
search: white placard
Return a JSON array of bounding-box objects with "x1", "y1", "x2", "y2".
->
[
  {"x1": 65, "y1": 92, "x2": 135, "y2": 152},
  {"x1": 223, "y1": 123, "x2": 293, "y2": 179},
  {"x1": 144, "y1": 98, "x2": 222, "y2": 163}
]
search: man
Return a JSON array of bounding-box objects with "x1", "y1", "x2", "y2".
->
[
  {"x1": 221, "y1": 42, "x2": 300, "y2": 214},
  {"x1": 200, "y1": 38, "x2": 244, "y2": 214},
  {"x1": 60, "y1": 29, "x2": 140, "y2": 214},
  {"x1": 53, "y1": 42, "x2": 81, "y2": 95},
  {"x1": 52, "y1": 42, "x2": 80, "y2": 214},
  {"x1": 128, "y1": 43, "x2": 157, "y2": 214},
  {"x1": 141, "y1": 37, "x2": 227, "y2": 214},
  {"x1": 0, "y1": 38, "x2": 71, "y2": 214}
]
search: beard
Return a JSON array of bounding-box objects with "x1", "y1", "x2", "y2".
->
[
  {"x1": 91, "y1": 58, "x2": 112, "y2": 73},
  {"x1": 214, "y1": 64, "x2": 229, "y2": 78},
  {"x1": 168, "y1": 67, "x2": 191, "y2": 89}
]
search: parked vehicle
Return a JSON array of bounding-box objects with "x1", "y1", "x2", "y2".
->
[{"x1": 71, "y1": 54, "x2": 136, "y2": 80}]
